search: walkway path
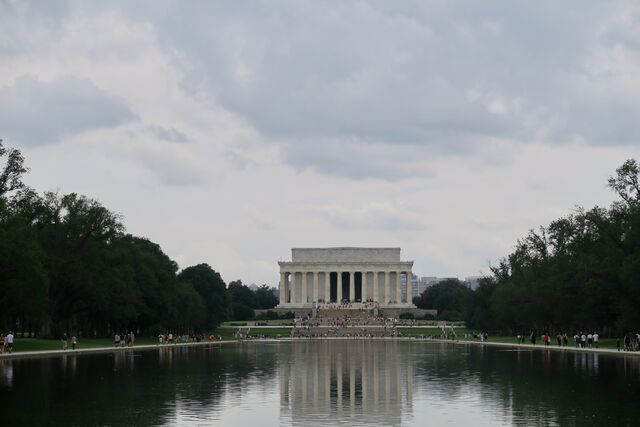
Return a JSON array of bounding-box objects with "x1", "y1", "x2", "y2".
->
[
  {"x1": 426, "y1": 337, "x2": 640, "y2": 357},
  {"x1": 1, "y1": 336, "x2": 638, "y2": 360},
  {"x1": 0, "y1": 340, "x2": 235, "y2": 360}
]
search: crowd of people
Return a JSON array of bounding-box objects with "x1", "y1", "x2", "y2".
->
[
  {"x1": 157, "y1": 333, "x2": 220, "y2": 344},
  {"x1": 620, "y1": 334, "x2": 640, "y2": 351},
  {"x1": 113, "y1": 332, "x2": 136, "y2": 347},
  {"x1": 513, "y1": 331, "x2": 601, "y2": 348},
  {"x1": 288, "y1": 309, "x2": 403, "y2": 339}
]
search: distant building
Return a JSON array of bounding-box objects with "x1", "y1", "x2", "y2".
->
[
  {"x1": 413, "y1": 276, "x2": 436, "y2": 298},
  {"x1": 434, "y1": 277, "x2": 458, "y2": 284},
  {"x1": 248, "y1": 283, "x2": 260, "y2": 291},
  {"x1": 464, "y1": 276, "x2": 484, "y2": 291}
]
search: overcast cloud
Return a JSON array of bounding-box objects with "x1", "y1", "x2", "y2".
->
[{"x1": 1, "y1": 1, "x2": 640, "y2": 284}]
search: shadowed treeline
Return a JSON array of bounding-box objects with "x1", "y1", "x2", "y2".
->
[
  {"x1": 0, "y1": 140, "x2": 276, "y2": 338},
  {"x1": 417, "y1": 160, "x2": 640, "y2": 337}
]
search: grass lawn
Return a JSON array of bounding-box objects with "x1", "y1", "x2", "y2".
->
[
  {"x1": 221, "y1": 319, "x2": 295, "y2": 327},
  {"x1": 397, "y1": 327, "x2": 473, "y2": 337}
]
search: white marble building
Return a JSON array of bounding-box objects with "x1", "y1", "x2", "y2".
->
[{"x1": 277, "y1": 247, "x2": 415, "y2": 308}]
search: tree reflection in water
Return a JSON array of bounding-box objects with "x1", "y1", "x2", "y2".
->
[{"x1": 0, "y1": 342, "x2": 639, "y2": 425}]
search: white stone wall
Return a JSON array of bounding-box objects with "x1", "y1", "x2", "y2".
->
[{"x1": 292, "y1": 247, "x2": 401, "y2": 263}]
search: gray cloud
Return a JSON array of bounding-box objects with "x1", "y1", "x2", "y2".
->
[
  {"x1": 0, "y1": 75, "x2": 135, "y2": 147},
  {"x1": 313, "y1": 203, "x2": 425, "y2": 232},
  {"x1": 6, "y1": 2, "x2": 640, "y2": 179},
  {"x1": 114, "y1": 1, "x2": 639, "y2": 178},
  {"x1": 146, "y1": 125, "x2": 189, "y2": 143}
]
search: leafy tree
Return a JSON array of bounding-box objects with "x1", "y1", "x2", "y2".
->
[
  {"x1": 255, "y1": 285, "x2": 278, "y2": 309},
  {"x1": 416, "y1": 279, "x2": 470, "y2": 320},
  {"x1": 177, "y1": 264, "x2": 228, "y2": 329},
  {"x1": 0, "y1": 139, "x2": 27, "y2": 197},
  {"x1": 173, "y1": 283, "x2": 207, "y2": 332},
  {"x1": 227, "y1": 280, "x2": 257, "y2": 320}
]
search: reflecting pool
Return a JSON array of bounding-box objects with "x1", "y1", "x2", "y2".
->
[{"x1": 1, "y1": 341, "x2": 639, "y2": 426}]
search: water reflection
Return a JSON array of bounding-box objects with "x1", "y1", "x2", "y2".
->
[
  {"x1": 0, "y1": 342, "x2": 640, "y2": 426},
  {"x1": 280, "y1": 341, "x2": 413, "y2": 426}
]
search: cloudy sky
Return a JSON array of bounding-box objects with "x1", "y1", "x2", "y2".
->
[{"x1": 2, "y1": 1, "x2": 640, "y2": 285}]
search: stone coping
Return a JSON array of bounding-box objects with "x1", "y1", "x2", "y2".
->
[
  {"x1": 1, "y1": 336, "x2": 637, "y2": 361},
  {"x1": 0, "y1": 340, "x2": 235, "y2": 361},
  {"x1": 423, "y1": 337, "x2": 640, "y2": 357}
]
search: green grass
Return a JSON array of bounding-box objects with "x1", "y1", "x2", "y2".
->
[
  {"x1": 221, "y1": 319, "x2": 295, "y2": 327},
  {"x1": 397, "y1": 327, "x2": 472, "y2": 337}
]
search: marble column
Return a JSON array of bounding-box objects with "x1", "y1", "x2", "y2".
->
[
  {"x1": 312, "y1": 272, "x2": 318, "y2": 303},
  {"x1": 349, "y1": 271, "x2": 355, "y2": 302},
  {"x1": 290, "y1": 272, "x2": 297, "y2": 303},
  {"x1": 337, "y1": 272, "x2": 343, "y2": 303},
  {"x1": 406, "y1": 271, "x2": 413, "y2": 304},
  {"x1": 373, "y1": 272, "x2": 379, "y2": 303},
  {"x1": 280, "y1": 272, "x2": 287, "y2": 304},
  {"x1": 325, "y1": 272, "x2": 331, "y2": 303},
  {"x1": 396, "y1": 271, "x2": 402, "y2": 303},
  {"x1": 384, "y1": 272, "x2": 390, "y2": 304},
  {"x1": 301, "y1": 272, "x2": 308, "y2": 303},
  {"x1": 362, "y1": 272, "x2": 367, "y2": 302}
]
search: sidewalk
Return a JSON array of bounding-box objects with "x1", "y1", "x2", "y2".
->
[
  {"x1": 428, "y1": 337, "x2": 640, "y2": 357},
  {"x1": 0, "y1": 340, "x2": 235, "y2": 360}
]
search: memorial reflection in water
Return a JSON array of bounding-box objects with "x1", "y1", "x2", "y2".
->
[{"x1": 279, "y1": 340, "x2": 413, "y2": 425}]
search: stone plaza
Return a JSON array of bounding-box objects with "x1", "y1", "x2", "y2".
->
[{"x1": 277, "y1": 247, "x2": 416, "y2": 310}]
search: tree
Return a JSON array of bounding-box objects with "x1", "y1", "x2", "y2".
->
[
  {"x1": 177, "y1": 264, "x2": 228, "y2": 329},
  {"x1": 0, "y1": 139, "x2": 27, "y2": 197},
  {"x1": 227, "y1": 280, "x2": 257, "y2": 320},
  {"x1": 0, "y1": 212, "x2": 48, "y2": 334},
  {"x1": 173, "y1": 283, "x2": 206, "y2": 332},
  {"x1": 416, "y1": 279, "x2": 470, "y2": 320},
  {"x1": 255, "y1": 285, "x2": 278, "y2": 309}
]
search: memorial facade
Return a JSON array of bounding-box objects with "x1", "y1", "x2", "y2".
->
[{"x1": 277, "y1": 247, "x2": 415, "y2": 308}]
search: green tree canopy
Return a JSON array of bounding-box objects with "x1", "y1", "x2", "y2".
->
[
  {"x1": 416, "y1": 279, "x2": 470, "y2": 320},
  {"x1": 177, "y1": 263, "x2": 228, "y2": 329}
]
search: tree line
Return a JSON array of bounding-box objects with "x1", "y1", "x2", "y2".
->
[
  {"x1": 0, "y1": 140, "x2": 277, "y2": 338},
  {"x1": 416, "y1": 159, "x2": 640, "y2": 337}
]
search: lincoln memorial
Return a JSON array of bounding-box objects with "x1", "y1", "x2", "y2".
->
[{"x1": 277, "y1": 247, "x2": 415, "y2": 309}]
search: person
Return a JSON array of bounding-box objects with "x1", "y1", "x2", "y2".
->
[
  {"x1": 71, "y1": 336, "x2": 77, "y2": 350},
  {"x1": 593, "y1": 332, "x2": 599, "y2": 349},
  {"x1": 624, "y1": 334, "x2": 631, "y2": 351},
  {"x1": 129, "y1": 331, "x2": 135, "y2": 347},
  {"x1": 0, "y1": 334, "x2": 5, "y2": 353},
  {"x1": 616, "y1": 337, "x2": 621, "y2": 352},
  {"x1": 114, "y1": 333, "x2": 120, "y2": 347},
  {"x1": 62, "y1": 333, "x2": 68, "y2": 350},
  {"x1": 6, "y1": 331, "x2": 14, "y2": 354}
]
